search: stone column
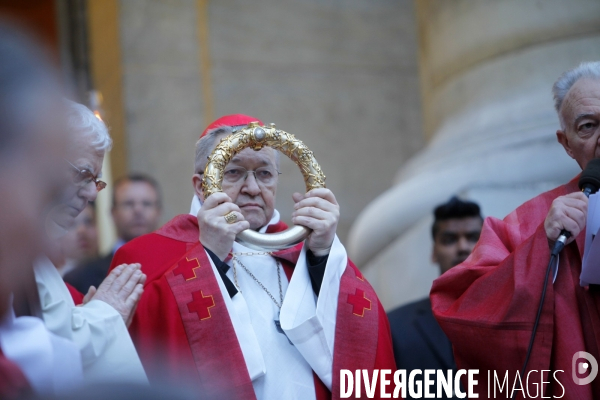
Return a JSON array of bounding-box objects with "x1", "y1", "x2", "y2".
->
[
  {"x1": 349, "y1": 0, "x2": 600, "y2": 309},
  {"x1": 119, "y1": 0, "x2": 206, "y2": 221}
]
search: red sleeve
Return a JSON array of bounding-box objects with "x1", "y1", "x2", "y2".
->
[
  {"x1": 430, "y1": 184, "x2": 595, "y2": 398},
  {"x1": 110, "y1": 234, "x2": 201, "y2": 387},
  {"x1": 128, "y1": 276, "x2": 200, "y2": 386},
  {"x1": 65, "y1": 282, "x2": 84, "y2": 305}
]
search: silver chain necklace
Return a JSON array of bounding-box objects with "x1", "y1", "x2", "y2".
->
[
  {"x1": 231, "y1": 256, "x2": 283, "y2": 308},
  {"x1": 231, "y1": 254, "x2": 292, "y2": 344}
]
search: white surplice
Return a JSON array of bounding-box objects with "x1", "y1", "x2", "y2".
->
[
  {"x1": 33, "y1": 256, "x2": 148, "y2": 385},
  {"x1": 189, "y1": 195, "x2": 347, "y2": 399}
]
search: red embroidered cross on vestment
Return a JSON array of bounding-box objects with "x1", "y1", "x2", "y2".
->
[
  {"x1": 187, "y1": 290, "x2": 215, "y2": 320},
  {"x1": 347, "y1": 288, "x2": 372, "y2": 317},
  {"x1": 173, "y1": 257, "x2": 201, "y2": 280}
]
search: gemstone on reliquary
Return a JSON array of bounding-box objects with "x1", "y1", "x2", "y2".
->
[{"x1": 254, "y1": 127, "x2": 266, "y2": 141}]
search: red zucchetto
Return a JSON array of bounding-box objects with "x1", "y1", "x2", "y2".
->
[{"x1": 200, "y1": 114, "x2": 263, "y2": 138}]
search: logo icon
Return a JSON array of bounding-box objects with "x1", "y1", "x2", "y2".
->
[{"x1": 572, "y1": 351, "x2": 598, "y2": 385}]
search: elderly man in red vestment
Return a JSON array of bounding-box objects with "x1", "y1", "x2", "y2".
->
[
  {"x1": 431, "y1": 61, "x2": 600, "y2": 398},
  {"x1": 111, "y1": 114, "x2": 395, "y2": 399}
]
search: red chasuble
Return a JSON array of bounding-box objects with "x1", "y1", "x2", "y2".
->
[
  {"x1": 111, "y1": 214, "x2": 395, "y2": 399},
  {"x1": 431, "y1": 176, "x2": 600, "y2": 398}
]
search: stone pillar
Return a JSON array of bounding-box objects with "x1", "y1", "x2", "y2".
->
[
  {"x1": 119, "y1": 0, "x2": 206, "y2": 221},
  {"x1": 348, "y1": 0, "x2": 600, "y2": 309}
]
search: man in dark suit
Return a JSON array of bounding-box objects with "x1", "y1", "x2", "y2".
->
[
  {"x1": 387, "y1": 197, "x2": 483, "y2": 399},
  {"x1": 65, "y1": 174, "x2": 162, "y2": 293}
]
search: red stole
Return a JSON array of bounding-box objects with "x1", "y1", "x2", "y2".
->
[
  {"x1": 332, "y1": 267, "x2": 380, "y2": 398},
  {"x1": 164, "y1": 242, "x2": 255, "y2": 399}
]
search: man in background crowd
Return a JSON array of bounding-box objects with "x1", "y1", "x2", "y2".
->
[
  {"x1": 65, "y1": 174, "x2": 161, "y2": 293},
  {"x1": 387, "y1": 197, "x2": 483, "y2": 399}
]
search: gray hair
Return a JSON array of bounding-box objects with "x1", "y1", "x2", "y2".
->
[
  {"x1": 194, "y1": 126, "x2": 234, "y2": 174},
  {"x1": 552, "y1": 61, "x2": 600, "y2": 121},
  {"x1": 194, "y1": 125, "x2": 279, "y2": 174},
  {"x1": 65, "y1": 100, "x2": 112, "y2": 152}
]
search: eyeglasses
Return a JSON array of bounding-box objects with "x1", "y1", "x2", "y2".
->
[
  {"x1": 65, "y1": 159, "x2": 107, "y2": 192},
  {"x1": 222, "y1": 166, "x2": 281, "y2": 186}
]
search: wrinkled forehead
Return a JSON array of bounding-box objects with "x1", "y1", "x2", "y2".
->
[{"x1": 561, "y1": 78, "x2": 600, "y2": 120}]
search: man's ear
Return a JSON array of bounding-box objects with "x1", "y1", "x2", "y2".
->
[
  {"x1": 192, "y1": 174, "x2": 205, "y2": 202},
  {"x1": 431, "y1": 249, "x2": 438, "y2": 264},
  {"x1": 556, "y1": 129, "x2": 575, "y2": 159}
]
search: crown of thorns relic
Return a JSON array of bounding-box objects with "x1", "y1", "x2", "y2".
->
[{"x1": 202, "y1": 121, "x2": 326, "y2": 250}]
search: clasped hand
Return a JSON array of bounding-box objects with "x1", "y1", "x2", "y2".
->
[
  {"x1": 544, "y1": 191, "x2": 588, "y2": 246},
  {"x1": 82, "y1": 263, "x2": 146, "y2": 327}
]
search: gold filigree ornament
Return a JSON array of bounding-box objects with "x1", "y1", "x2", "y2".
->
[{"x1": 202, "y1": 122, "x2": 326, "y2": 250}]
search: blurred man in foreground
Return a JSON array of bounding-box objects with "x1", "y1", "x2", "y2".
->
[
  {"x1": 431, "y1": 61, "x2": 600, "y2": 398},
  {"x1": 0, "y1": 24, "x2": 82, "y2": 398},
  {"x1": 112, "y1": 115, "x2": 395, "y2": 399},
  {"x1": 388, "y1": 197, "x2": 482, "y2": 399},
  {"x1": 66, "y1": 174, "x2": 161, "y2": 293}
]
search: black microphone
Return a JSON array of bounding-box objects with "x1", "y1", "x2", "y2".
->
[{"x1": 552, "y1": 158, "x2": 600, "y2": 255}]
